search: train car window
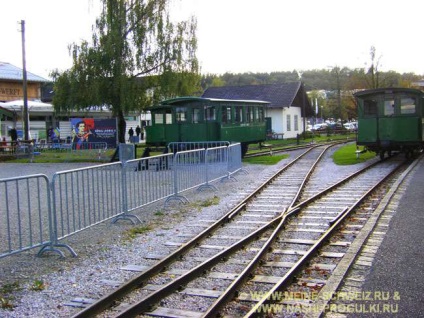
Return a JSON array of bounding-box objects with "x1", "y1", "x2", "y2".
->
[
  {"x1": 221, "y1": 106, "x2": 232, "y2": 124},
  {"x1": 383, "y1": 99, "x2": 395, "y2": 116},
  {"x1": 205, "y1": 106, "x2": 216, "y2": 121},
  {"x1": 235, "y1": 106, "x2": 243, "y2": 123},
  {"x1": 176, "y1": 107, "x2": 187, "y2": 122},
  {"x1": 192, "y1": 108, "x2": 201, "y2": 123},
  {"x1": 154, "y1": 112, "x2": 164, "y2": 124},
  {"x1": 258, "y1": 107, "x2": 264, "y2": 122},
  {"x1": 247, "y1": 106, "x2": 253, "y2": 123},
  {"x1": 400, "y1": 97, "x2": 416, "y2": 114},
  {"x1": 165, "y1": 110, "x2": 173, "y2": 124},
  {"x1": 363, "y1": 99, "x2": 378, "y2": 116}
]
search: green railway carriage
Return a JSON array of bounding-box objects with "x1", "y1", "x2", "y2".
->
[
  {"x1": 145, "y1": 97, "x2": 269, "y2": 156},
  {"x1": 355, "y1": 88, "x2": 424, "y2": 159}
]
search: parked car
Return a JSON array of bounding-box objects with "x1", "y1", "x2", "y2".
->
[
  {"x1": 343, "y1": 122, "x2": 358, "y2": 131},
  {"x1": 312, "y1": 123, "x2": 328, "y2": 131}
]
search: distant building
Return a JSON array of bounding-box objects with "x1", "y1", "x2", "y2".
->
[
  {"x1": 0, "y1": 62, "x2": 150, "y2": 143},
  {"x1": 0, "y1": 62, "x2": 48, "y2": 102},
  {"x1": 411, "y1": 80, "x2": 424, "y2": 89},
  {"x1": 202, "y1": 82, "x2": 314, "y2": 139}
]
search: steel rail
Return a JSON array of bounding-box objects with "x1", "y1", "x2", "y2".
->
[
  {"x1": 114, "y1": 144, "x2": 336, "y2": 317},
  {"x1": 244, "y1": 158, "x2": 404, "y2": 317},
  {"x1": 200, "y1": 154, "x2": 396, "y2": 317},
  {"x1": 112, "y1": 148, "x2": 390, "y2": 317},
  {"x1": 244, "y1": 139, "x2": 354, "y2": 158},
  {"x1": 72, "y1": 144, "x2": 330, "y2": 317}
]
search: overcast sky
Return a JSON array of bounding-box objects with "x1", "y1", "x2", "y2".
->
[{"x1": 1, "y1": 0, "x2": 423, "y2": 80}]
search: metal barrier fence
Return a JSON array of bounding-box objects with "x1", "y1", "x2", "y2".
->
[
  {"x1": 51, "y1": 163, "x2": 125, "y2": 241},
  {"x1": 167, "y1": 141, "x2": 230, "y2": 153},
  {"x1": 227, "y1": 143, "x2": 244, "y2": 178},
  {"x1": 124, "y1": 153, "x2": 175, "y2": 213},
  {"x1": 0, "y1": 174, "x2": 52, "y2": 258},
  {"x1": 0, "y1": 143, "x2": 242, "y2": 258}
]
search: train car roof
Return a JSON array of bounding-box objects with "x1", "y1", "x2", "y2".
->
[
  {"x1": 354, "y1": 87, "x2": 424, "y2": 98},
  {"x1": 157, "y1": 96, "x2": 270, "y2": 106}
]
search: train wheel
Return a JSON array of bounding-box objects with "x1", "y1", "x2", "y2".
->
[{"x1": 379, "y1": 151, "x2": 385, "y2": 160}]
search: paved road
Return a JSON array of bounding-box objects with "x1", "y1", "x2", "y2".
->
[{"x1": 0, "y1": 163, "x2": 98, "y2": 180}]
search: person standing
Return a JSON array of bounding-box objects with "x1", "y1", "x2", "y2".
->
[
  {"x1": 128, "y1": 127, "x2": 134, "y2": 143},
  {"x1": 9, "y1": 128, "x2": 18, "y2": 146},
  {"x1": 135, "y1": 125, "x2": 141, "y2": 140}
]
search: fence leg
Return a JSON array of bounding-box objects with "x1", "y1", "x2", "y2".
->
[
  {"x1": 112, "y1": 213, "x2": 141, "y2": 225},
  {"x1": 112, "y1": 162, "x2": 141, "y2": 224},
  {"x1": 37, "y1": 243, "x2": 77, "y2": 258}
]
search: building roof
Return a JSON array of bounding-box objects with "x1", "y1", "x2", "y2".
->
[
  {"x1": 0, "y1": 62, "x2": 49, "y2": 83},
  {"x1": 202, "y1": 82, "x2": 301, "y2": 107},
  {"x1": 202, "y1": 82, "x2": 314, "y2": 116},
  {"x1": 159, "y1": 96, "x2": 270, "y2": 106}
]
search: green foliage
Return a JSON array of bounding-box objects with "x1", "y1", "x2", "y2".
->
[
  {"x1": 0, "y1": 282, "x2": 21, "y2": 310},
  {"x1": 199, "y1": 196, "x2": 220, "y2": 207},
  {"x1": 29, "y1": 280, "x2": 45, "y2": 291},
  {"x1": 0, "y1": 282, "x2": 21, "y2": 294},
  {"x1": 52, "y1": 0, "x2": 200, "y2": 143},
  {"x1": 124, "y1": 225, "x2": 152, "y2": 241}
]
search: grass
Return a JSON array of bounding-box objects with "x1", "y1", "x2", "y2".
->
[
  {"x1": 29, "y1": 280, "x2": 46, "y2": 291},
  {"x1": 243, "y1": 154, "x2": 289, "y2": 165},
  {"x1": 0, "y1": 282, "x2": 21, "y2": 310},
  {"x1": 199, "y1": 195, "x2": 220, "y2": 207},
  {"x1": 123, "y1": 225, "x2": 152, "y2": 241},
  {"x1": 332, "y1": 143, "x2": 376, "y2": 165}
]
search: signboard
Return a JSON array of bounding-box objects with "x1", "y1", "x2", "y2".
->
[{"x1": 70, "y1": 118, "x2": 117, "y2": 148}]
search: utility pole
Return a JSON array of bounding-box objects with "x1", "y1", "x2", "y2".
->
[{"x1": 20, "y1": 20, "x2": 30, "y2": 141}]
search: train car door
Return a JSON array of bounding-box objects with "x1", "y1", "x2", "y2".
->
[
  {"x1": 175, "y1": 106, "x2": 188, "y2": 142},
  {"x1": 358, "y1": 98, "x2": 378, "y2": 144}
]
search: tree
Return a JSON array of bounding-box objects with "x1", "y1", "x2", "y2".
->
[{"x1": 51, "y1": 0, "x2": 199, "y2": 143}]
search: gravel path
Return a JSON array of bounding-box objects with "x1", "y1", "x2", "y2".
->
[{"x1": 0, "y1": 146, "x2": 375, "y2": 317}]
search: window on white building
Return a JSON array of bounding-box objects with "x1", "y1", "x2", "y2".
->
[{"x1": 286, "y1": 114, "x2": 291, "y2": 131}]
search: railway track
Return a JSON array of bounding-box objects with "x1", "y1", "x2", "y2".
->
[{"x1": 70, "y1": 144, "x2": 406, "y2": 317}]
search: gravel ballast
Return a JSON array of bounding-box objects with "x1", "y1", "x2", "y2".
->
[{"x1": 0, "y1": 148, "x2": 377, "y2": 317}]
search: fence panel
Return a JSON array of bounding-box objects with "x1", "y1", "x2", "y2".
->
[
  {"x1": 123, "y1": 153, "x2": 174, "y2": 212},
  {"x1": 205, "y1": 146, "x2": 229, "y2": 183},
  {"x1": 51, "y1": 162, "x2": 123, "y2": 240},
  {"x1": 0, "y1": 175, "x2": 52, "y2": 259},
  {"x1": 167, "y1": 141, "x2": 229, "y2": 153},
  {"x1": 227, "y1": 143, "x2": 243, "y2": 177},
  {"x1": 173, "y1": 149, "x2": 207, "y2": 194}
]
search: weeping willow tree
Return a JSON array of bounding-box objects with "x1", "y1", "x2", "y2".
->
[{"x1": 51, "y1": 0, "x2": 199, "y2": 143}]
